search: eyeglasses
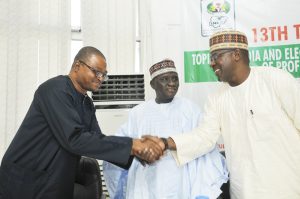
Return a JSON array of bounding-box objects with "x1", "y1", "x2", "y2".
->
[
  {"x1": 78, "y1": 60, "x2": 109, "y2": 82},
  {"x1": 210, "y1": 49, "x2": 235, "y2": 63},
  {"x1": 158, "y1": 75, "x2": 179, "y2": 84}
]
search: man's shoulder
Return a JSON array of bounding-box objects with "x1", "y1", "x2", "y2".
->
[
  {"x1": 39, "y1": 75, "x2": 66, "y2": 87},
  {"x1": 38, "y1": 75, "x2": 69, "y2": 90},
  {"x1": 174, "y1": 96, "x2": 193, "y2": 105},
  {"x1": 131, "y1": 99, "x2": 155, "y2": 111},
  {"x1": 252, "y1": 66, "x2": 293, "y2": 81},
  {"x1": 36, "y1": 75, "x2": 74, "y2": 98},
  {"x1": 173, "y1": 97, "x2": 201, "y2": 112},
  {"x1": 252, "y1": 66, "x2": 285, "y2": 74}
]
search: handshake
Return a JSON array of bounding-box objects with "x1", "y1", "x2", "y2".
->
[{"x1": 131, "y1": 135, "x2": 174, "y2": 165}]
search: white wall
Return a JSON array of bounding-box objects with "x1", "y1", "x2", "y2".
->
[
  {"x1": 0, "y1": 0, "x2": 71, "y2": 159},
  {"x1": 1, "y1": 0, "x2": 299, "y2": 158}
]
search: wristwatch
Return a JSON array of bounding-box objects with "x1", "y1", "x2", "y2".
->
[{"x1": 160, "y1": 137, "x2": 169, "y2": 151}]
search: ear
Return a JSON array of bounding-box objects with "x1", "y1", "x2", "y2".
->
[
  {"x1": 233, "y1": 49, "x2": 241, "y2": 62},
  {"x1": 150, "y1": 79, "x2": 155, "y2": 90},
  {"x1": 74, "y1": 61, "x2": 81, "y2": 72}
]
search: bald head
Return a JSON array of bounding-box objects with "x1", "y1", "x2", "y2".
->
[{"x1": 74, "y1": 46, "x2": 106, "y2": 64}]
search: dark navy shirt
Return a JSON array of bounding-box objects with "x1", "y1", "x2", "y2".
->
[{"x1": 0, "y1": 75, "x2": 132, "y2": 199}]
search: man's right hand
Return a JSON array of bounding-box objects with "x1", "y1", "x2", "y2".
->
[{"x1": 131, "y1": 138, "x2": 164, "y2": 164}]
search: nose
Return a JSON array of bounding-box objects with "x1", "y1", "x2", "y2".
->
[
  {"x1": 96, "y1": 75, "x2": 105, "y2": 82},
  {"x1": 168, "y1": 80, "x2": 176, "y2": 86}
]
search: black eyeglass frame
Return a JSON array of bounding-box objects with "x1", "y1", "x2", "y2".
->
[
  {"x1": 210, "y1": 49, "x2": 236, "y2": 63},
  {"x1": 78, "y1": 60, "x2": 109, "y2": 82}
]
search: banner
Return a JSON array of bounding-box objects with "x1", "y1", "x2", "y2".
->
[
  {"x1": 178, "y1": 0, "x2": 300, "y2": 149},
  {"x1": 185, "y1": 44, "x2": 300, "y2": 82},
  {"x1": 182, "y1": 0, "x2": 300, "y2": 83}
]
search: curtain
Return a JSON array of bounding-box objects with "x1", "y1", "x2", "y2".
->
[
  {"x1": 81, "y1": 0, "x2": 136, "y2": 75},
  {"x1": 138, "y1": 0, "x2": 183, "y2": 99},
  {"x1": 0, "y1": 0, "x2": 71, "y2": 159}
]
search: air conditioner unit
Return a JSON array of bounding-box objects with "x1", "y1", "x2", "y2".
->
[{"x1": 92, "y1": 74, "x2": 145, "y2": 135}]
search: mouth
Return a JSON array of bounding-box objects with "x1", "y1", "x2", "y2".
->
[
  {"x1": 213, "y1": 68, "x2": 222, "y2": 81},
  {"x1": 214, "y1": 68, "x2": 222, "y2": 77},
  {"x1": 167, "y1": 89, "x2": 175, "y2": 93},
  {"x1": 167, "y1": 88, "x2": 177, "y2": 93},
  {"x1": 92, "y1": 80, "x2": 102, "y2": 88}
]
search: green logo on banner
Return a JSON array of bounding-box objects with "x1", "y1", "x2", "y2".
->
[{"x1": 184, "y1": 44, "x2": 300, "y2": 82}]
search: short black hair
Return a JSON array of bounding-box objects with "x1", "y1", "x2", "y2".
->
[{"x1": 74, "y1": 46, "x2": 106, "y2": 63}]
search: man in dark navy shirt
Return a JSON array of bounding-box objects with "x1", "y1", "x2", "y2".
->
[{"x1": 0, "y1": 46, "x2": 163, "y2": 199}]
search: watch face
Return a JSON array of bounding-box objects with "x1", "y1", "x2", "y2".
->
[{"x1": 161, "y1": 138, "x2": 168, "y2": 150}]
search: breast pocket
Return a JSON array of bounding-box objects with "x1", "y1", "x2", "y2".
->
[{"x1": 251, "y1": 111, "x2": 276, "y2": 141}]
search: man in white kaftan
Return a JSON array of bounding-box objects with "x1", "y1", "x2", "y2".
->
[
  {"x1": 166, "y1": 31, "x2": 300, "y2": 199},
  {"x1": 103, "y1": 59, "x2": 228, "y2": 199}
]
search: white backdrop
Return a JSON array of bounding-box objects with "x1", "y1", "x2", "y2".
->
[
  {"x1": 81, "y1": 0, "x2": 136, "y2": 75},
  {"x1": 1, "y1": 0, "x2": 299, "y2": 159},
  {"x1": 138, "y1": 0, "x2": 299, "y2": 150},
  {"x1": 140, "y1": 0, "x2": 300, "y2": 107},
  {"x1": 0, "y1": 0, "x2": 71, "y2": 159}
]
